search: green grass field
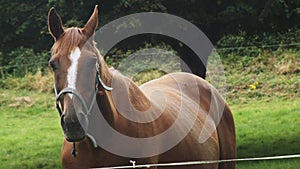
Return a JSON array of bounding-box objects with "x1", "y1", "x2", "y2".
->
[
  {"x1": 0, "y1": 49, "x2": 299, "y2": 168},
  {"x1": 0, "y1": 90, "x2": 299, "y2": 168},
  {"x1": 0, "y1": 90, "x2": 62, "y2": 168},
  {"x1": 233, "y1": 99, "x2": 300, "y2": 169},
  {"x1": 0, "y1": 90, "x2": 300, "y2": 169}
]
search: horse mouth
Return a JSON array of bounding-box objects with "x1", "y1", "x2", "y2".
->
[
  {"x1": 62, "y1": 124, "x2": 86, "y2": 142},
  {"x1": 64, "y1": 132, "x2": 86, "y2": 142},
  {"x1": 60, "y1": 113, "x2": 88, "y2": 142}
]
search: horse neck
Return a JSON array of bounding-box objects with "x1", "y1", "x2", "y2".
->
[
  {"x1": 97, "y1": 58, "x2": 151, "y2": 128},
  {"x1": 98, "y1": 55, "x2": 113, "y2": 86}
]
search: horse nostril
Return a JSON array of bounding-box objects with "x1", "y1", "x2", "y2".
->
[
  {"x1": 60, "y1": 114, "x2": 67, "y2": 131},
  {"x1": 60, "y1": 113, "x2": 84, "y2": 131}
]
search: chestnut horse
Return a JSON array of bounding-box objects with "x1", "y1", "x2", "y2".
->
[{"x1": 48, "y1": 5, "x2": 235, "y2": 169}]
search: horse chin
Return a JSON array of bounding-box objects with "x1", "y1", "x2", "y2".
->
[
  {"x1": 64, "y1": 132, "x2": 86, "y2": 142},
  {"x1": 66, "y1": 136, "x2": 85, "y2": 142}
]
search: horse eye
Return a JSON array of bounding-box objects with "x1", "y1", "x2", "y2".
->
[{"x1": 49, "y1": 59, "x2": 59, "y2": 71}]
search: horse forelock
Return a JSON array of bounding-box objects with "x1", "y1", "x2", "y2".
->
[{"x1": 51, "y1": 27, "x2": 83, "y2": 56}]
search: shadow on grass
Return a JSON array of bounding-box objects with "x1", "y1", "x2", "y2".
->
[{"x1": 237, "y1": 135, "x2": 300, "y2": 158}]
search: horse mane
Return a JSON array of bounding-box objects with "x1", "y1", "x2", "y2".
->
[{"x1": 51, "y1": 27, "x2": 83, "y2": 55}]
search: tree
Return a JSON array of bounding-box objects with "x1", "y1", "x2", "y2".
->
[{"x1": 0, "y1": 0, "x2": 299, "y2": 72}]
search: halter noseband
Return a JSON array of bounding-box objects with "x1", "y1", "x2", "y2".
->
[{"x1": 53, "y1": 62, "x2": 113, "y2": 116}]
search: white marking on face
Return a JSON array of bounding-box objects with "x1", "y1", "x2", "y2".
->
[{"x1": 67, "y1": 47, "x2": 81, "y2": 98}]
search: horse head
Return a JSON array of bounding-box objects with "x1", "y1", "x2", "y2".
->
[{"x1": 48, "y1": 6, "x2": 102, "y2": 142}]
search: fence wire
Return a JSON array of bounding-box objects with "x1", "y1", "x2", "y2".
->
[
  {"x1": 1, "y1": 42, "x2": 300, "y2": 71},
  {"x1": 93, "y1": 154, "x2": 300, "y2": 169},
  {"x1": 216, "y1": 42, "x2": 300, "y2": 51}
]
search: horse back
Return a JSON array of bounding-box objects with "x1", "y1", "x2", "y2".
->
[{"x1": 142, "y1": 72, "x2": 236, "y2": 168}]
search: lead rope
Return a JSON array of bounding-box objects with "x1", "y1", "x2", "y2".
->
[{"x1": 72, "y1": 142, "x2": 77, "y2": 157}]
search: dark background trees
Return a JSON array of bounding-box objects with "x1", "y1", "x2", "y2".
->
[{"x1": 0, "y1": 0, "x2": 299, "y2": 75}]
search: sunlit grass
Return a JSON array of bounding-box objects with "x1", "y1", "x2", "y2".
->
[
  {"x1": 231, "y1": 99, "x2": 300, "y2": 158},
  {"x1": 0, "y1": 90, "x2": 62, "y2": 169}
]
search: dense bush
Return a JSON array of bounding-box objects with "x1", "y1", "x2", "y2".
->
[
  {"x1": 1, "y1": 29, "x2": 300, "y2": 78},
  {"x1": 217, "y1": 29, "x2": 300, "y2": 49},
  {"x1": 0, "y1": 69, "x2": 53, "y2": 92},
  {"x1": 1, "y1": 47, "x2": 50, "y2": 77},
  {"x1": 216, "y1": 29, "x2": 300, "y2": 59}
]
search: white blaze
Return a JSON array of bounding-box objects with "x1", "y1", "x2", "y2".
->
[{"x1": 67, "y1": 47, "x2": 81, "y2": 98}]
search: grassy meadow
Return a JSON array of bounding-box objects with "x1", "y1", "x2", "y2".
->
[{"x1": 0, "y1": 49, "x2": 299, "y2": 168}]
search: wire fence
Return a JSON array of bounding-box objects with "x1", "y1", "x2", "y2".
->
[
  {"x1": 216, "y1": 42, "x2": 300, "y2": 51},
  {"x1": 1, "y1": 42, "x2": 299, "y2": 75},
  {"x1": 92, "y1": 154, "x2": 300, "y2": 169}
]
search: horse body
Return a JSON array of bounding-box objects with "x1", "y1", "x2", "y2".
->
[
  {"x1": 61, "y1": 71, "x2": 235, "y2": 169},
  {"x1": 48, "y1": 5, "x2": 235, "y2": 169}
]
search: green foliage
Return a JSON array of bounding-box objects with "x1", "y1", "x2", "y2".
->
[
  {"x1": 1, "y1": 0, "x2": 300, "y2": 53},
  {"x1": 2, "y1": 47, "x2": 49, "y2": 77},
  {"x1": 222, "y1": 49, "x2": 299, "y2": 105},
  {"x1": 1, "y1": 47, "x2": 298, "y2": 107},
  {"x1": 0, "y1": 0, "x2": 50, "y2": 52},
  {"x1": 111, "y1": 0, "x2": 167, "y2": 16},
  {"x1": 216, "y1": 29, "x2": 300, "y2": 65},
  {"x1": 0, "y1": 69, "x2": 53, "y2": 92},
  {"x1": 217, "y1": 29, "x2": 300, "y2": 49}
]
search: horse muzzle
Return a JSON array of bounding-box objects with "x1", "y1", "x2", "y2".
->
[
  {"x1": 61, "y1": 113, "x2": 87, "y2": 142},
  {"x1": 54, "y1": 87, "x2": 96, "y2": 142}
]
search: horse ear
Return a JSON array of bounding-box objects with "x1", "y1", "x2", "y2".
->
[
  {"x1": 82, "y1": 5, "x2": 98, "y2": 39},
  {"x1": 48, "y1": 7, "x2": 64, "y2": 41}
]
